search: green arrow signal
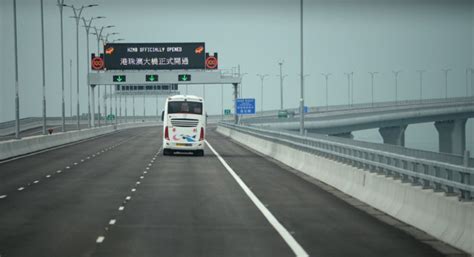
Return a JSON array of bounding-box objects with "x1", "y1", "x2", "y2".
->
[
  {"x1": 178, "y1": 74, "x2": 191, "y2": 82},
  {"x1": 150, "y1": 76, "x2": 155, "y2": 81},
  {"x1": 113, "y1": 75, "x2": 126, "y2": 82}
]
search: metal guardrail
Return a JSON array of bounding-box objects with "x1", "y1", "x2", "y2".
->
[{"x1": 219, "y1": 122, "x2": 474, "y2": 201}]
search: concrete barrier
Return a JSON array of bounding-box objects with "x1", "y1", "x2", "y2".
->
[
  {"x1": 0, "y1": 122, "x2": 161, "y2": 161},
  {"x1": 217, "y1": 125, "x2": 474, "y2": 256}
]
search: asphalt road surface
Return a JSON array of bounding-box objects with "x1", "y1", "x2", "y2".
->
[{"x1": 0, "y1": 126, "x2": 445, "y2": 257}]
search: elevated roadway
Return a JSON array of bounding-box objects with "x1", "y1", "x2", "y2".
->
[{"x1": 246, "y1": 97, "x2": 474, "y2": 155}]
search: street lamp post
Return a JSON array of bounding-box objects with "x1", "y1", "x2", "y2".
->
[
  {"x1": 69, "y1": 59, "x2": 72, "y2": 119},
  {"x1": 368, "y1": 72, "x2": 379, "y2": 107},
  {"x1": 221, "y1": 84, "x2": 224, "y2": 119},
  {"x1": 471, "y1": 68, "x2": 474, "y2": 98},
  {"x1": 125, "y1": 93, "x2": 128, "y2": 123},
  {"x1": 350, "y1": 72, "x2": 354, "y2": 106},
  {"x1": 114, "y1": 85, "x2": 117, "y2": 125},
  {"x1": 466, "y1": 68, "x2": 470, "y2": 97},
  {"x1": 442, "y1": 68, "x2": 451, "y2": 100},
  {"x1": 111, "y1": 85, "x2": 114, "y2": 124},
  {"x1": 278, "y1": 61, "x2": 287, "y2": 110},
  {"x1": 344, "y1": 72, "x2": 353, "y2": 107},
  {"x1": 299, "y1": 0, "x2": 305, "y2": 135},
  {"x1": 393, "y1": 70, "x2": 402, "y2": 104},
  {"x1": 56, "y1": 0, "x2": 66, "y2": 132},
  {"x1": 256, "y1": 74, "x2": 269, "y2": 113},
  {"x1": 13, "y1": 0, "x2": 20, "y2": 139},
  {"x1": 104, "y1": 84, "x2": 108, "y2": 125},
  {"x1": 119, "y1": 87, "x2": 122, "y2": 123},
  {"x1": 40, "y1": 0, "x2": 47, "y2": 135},
  {"x1": 321, "y1": 73, "x2": 331, "y2": 111},
  {"x1": 417, "y1": 70, "x2": 426, "y2": 102},
  {"x1": 63, "y1": 3, "x2": 98, "y2": 130},
  {"x1": 156, "y1": 93, "x2": 159, "y2": 122},
  {"x1": 98, "y1": 86, "x2": 101, "y2": 126},
  {"x1": 82, "y1": 16, "x2": 104, "y2": 128}
]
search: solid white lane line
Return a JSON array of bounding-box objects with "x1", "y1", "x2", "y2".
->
[
  {"x1": 205, "y1": 141, "x2": 309, "y2": 257},
  {"x1": 0, "y1": 195, "x2": 7, "y2": 199},
  {"x1": 109, "y1": 219, "x2": 116, "y2": 225},
  {"x1": 17, "y1": 187, "x2": 25, "y2": 191},
  {"x1": 96, "y1": 236, "x2": 105, "y2": 243}
]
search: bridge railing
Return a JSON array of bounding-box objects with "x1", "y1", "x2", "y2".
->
[
  {"x1": 241, "y1": 96, "x2": 474, "y2": 124},
  {"x1": 219, "y1": 122, "x2": 474, "y2": 201}
]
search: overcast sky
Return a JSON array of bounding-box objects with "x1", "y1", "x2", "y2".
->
[{"x1": 0, "y1": 0, "x2": 473, "y2": 121}]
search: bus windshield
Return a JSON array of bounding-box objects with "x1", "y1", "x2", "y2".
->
[{"x1": 168, "y1": 101, "x2": 202, "y2": 115}]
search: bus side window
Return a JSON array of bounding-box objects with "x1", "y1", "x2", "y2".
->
[{"x1": 161, "y1": 110, "x2": 164, "y2": 121}]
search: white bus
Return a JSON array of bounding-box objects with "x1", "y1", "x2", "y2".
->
[{"x1": 161, "y1": 95, "x2": 205, "y2": 156}]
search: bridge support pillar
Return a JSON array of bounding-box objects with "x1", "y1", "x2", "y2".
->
[
  {"x1": 379, "y1": 125, "x2": 407, "y2": 146},
  {"x1": 91, "y1": 84, "x2": 96, "y2": 128},
  {"x1": 434, "y1": 119, "x2": 466, "y2": 155},
  {"x1": 331, "y1": 132, "x2": 354, "y2": 139}
]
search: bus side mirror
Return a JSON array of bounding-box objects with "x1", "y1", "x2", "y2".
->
[{"x1": 161, "y1": 110, "x2": 164, "y2": 121}]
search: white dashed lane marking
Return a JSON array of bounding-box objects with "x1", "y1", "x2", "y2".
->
[
  {"x1": 0, "y1": 136, "x2": 138, "y2": 200},
  {"x1": 93, "y1": 148, "x2": 162, "y2": 245},
  {"x1": 96, "y1": 236, "x2": 105, "y2": 243},
  {"x1": 0, "y1": 195, "x2": 7, "y2": 199}
]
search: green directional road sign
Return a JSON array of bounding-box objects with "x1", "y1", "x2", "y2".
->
[
  {"x1": 146, "y1": 74, "x2": 159, "y2": 82},
  {"x1": 106, "y1": 114, "x2": 116, "y2": 121},
  {"x1": 224, "y1": 109, "x2": 231, "y2": 115},
  {"x1": 113, "y1": 75, "x2": 126, "y2": 82},
  {"x1": 178, "y1": 74, "x2": 191, "y2": 82}
]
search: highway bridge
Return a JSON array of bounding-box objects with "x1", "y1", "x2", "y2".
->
[
  {"x1": 1, "y1": 124, "x2": 469, "y2": 257},
  {"x1": 245, "y1": 97, "x2": 474, "y2": 155},
  {"x1": 2, "y1": 1, "x2": 474, "y2": 256}
]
